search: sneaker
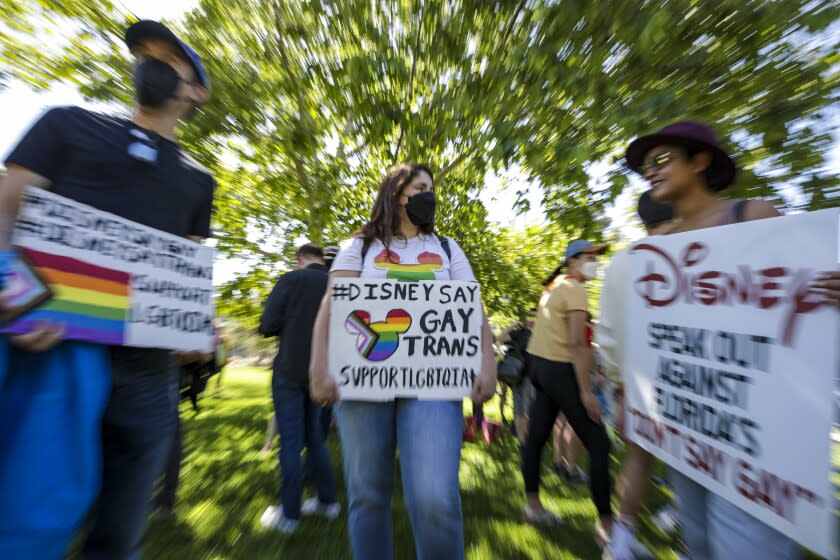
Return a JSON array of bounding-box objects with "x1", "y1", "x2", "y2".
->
[
  {"x1": 567, "y1": 465, "x2": 588, "y2": 484},
  {"x1": 552, "y1": 462, "x2": 569, "y2": 478},
  {"x1": 301, "y1": 497, "x2": 341, "y2": 520},
  {"x1": 260, "y1": 505, "x2": 300, "y2": 534},
  {"x1": 553, "y1": 461, "x2": 588, "y2": 484},
  {"x1": 651, "y1": 504, "x2": 680, "y2": 534},
  {"x1": 604, "y1": 521, "x2": 635, "y2": 560},
  {"x1": 595, "y1": 521, "x2": 611, "y2": 550},
  {"x1": 522, "y1": 505, "x2": 565, "y2": 526}
]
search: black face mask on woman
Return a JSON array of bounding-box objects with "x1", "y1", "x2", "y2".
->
[
  {"x1": 134, "y1": 58, "x2": 183, "y2": 108},
  {"x1": 405, "y1": 191, "x2": 436, "y2": 227}
]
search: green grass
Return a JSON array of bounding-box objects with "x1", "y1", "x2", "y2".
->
[{"x1": 143, "y1": 367, "x2": 824, "y2": 559}]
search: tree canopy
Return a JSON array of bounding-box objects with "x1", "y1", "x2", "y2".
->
[{"x1": 2, "y1": 0, "x2": 837, "y2": 324}]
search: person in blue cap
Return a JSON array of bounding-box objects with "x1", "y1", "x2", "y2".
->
[
  {"x1": 520, "y1": 239, "x2": 614, "y2": 541},
  {"x1": 0, "y1": 20, "x2": 213, "y2": 559}
]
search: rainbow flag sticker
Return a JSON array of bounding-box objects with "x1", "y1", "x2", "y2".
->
[{"x1": 2, "y1": 248, "x2": 132, "y2": 345}]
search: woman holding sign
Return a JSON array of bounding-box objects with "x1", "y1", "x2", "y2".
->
[
  {"x1": 623, "y1": 120, "x2": 797, "y2": 560},
  {"x1": 309, "y1": 163, "x2": 497, "y2": 560},
  {"x1": 520, "y1": 240, "x2": 614, "y2": 542}
]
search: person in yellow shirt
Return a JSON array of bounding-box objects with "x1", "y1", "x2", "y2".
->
[{"x1": 521, "y1": 239, "x2": 612, "y2": 543}]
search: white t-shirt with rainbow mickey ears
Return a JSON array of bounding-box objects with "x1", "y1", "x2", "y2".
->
[{"x1": 331, "y1": 234, "x2": 476, "y2": 282}]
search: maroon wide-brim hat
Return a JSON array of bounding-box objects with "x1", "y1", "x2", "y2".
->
[{"x1": 625, "y1": 120, "x2": 737, "y2": 191}]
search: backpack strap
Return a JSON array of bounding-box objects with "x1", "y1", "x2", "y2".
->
[
  {"x1": 435, "y1": 233, "x2": 452, "y2": 261},
  {"x1": 360, "y1": 237, "x2": 372, "y2": 263}
]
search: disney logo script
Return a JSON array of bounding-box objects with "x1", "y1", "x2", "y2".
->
[{"x1": 631, "y1": 241, "x2": 824, "y2": 346}]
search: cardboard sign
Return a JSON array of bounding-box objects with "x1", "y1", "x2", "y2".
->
[
  {"x1": 624, "y1": 208, "x2": 839, "y2": 557},
  {"x1": 328, "y1": 279, "x2": 483, "y2": 400},
  {"x1": 1, "y1": 187, "x2": 214, "y2": 352}
]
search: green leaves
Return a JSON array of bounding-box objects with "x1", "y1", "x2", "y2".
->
[{"x1": 2, "y1": 0, "x2": 838, "y2": 324}]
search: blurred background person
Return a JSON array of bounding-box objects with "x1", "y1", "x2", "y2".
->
[
  {"x1": 552, "y1": 312, "x2": 598, "y2": 484},
  {"x1": 521, "y1": 239, "x2": 613, "y2": 543},
  {"x1": 599, "y1": 189, "x2": 676, "y2": 560},
  {"x1": 212, "y1": 323, "x2": 230, "y2": 391},
  {"x1": 260, "y1": 414, "x2": 278, "y2": 455},
  {"x1": 497, "y1": 308, "x2": 537, "y2": 446},
  {"x1": 153, "y1": 349, "x2": 219, "y2": 518},
  {"x1": 258, "y1": 243, "x2": 339, "y2": 533}
]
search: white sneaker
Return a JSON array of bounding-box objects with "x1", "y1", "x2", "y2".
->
[
  {"x1": 604, "y1": 521, "x2": 649, "y2": 560},
  {"x1": 260, "y1": 505, "x2": 300, "y2": 533},
  {"x1": 652, "y1": 505, "x2": 680, "y2": 534},
  {"x1": 301, "y1": 497, "x2": 341, "y2": 520}
]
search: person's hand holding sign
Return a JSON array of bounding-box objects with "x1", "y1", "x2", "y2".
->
[
  {"x1": 1, "y1": 169, "x2": 64, "y2": 352},
  {"x1": 10, "y1": 322, "x2": 64, "y2": 352},
  {"x1": 470, "y1": 368, "x2": 497, "y2": 405},
  {"x1": 310, "y1": 364, "x2": 340, "y2": 406},
  {"x1": 470, "y1": 315, "x2": 498, "y2": 405},
  {"x1": 813, "y1": 271, "x2": 840, "y2": 309},
  {"x1": 309, "y1": 271, "x2": 356, "y2": 406}
]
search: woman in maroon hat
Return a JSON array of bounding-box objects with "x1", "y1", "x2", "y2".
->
[
  {"x1": 621, "y1": 120, "x2": 840, "y2": 559},
  {"x1": 625, "y1": 120, "x2": 777, "y2": 227}
]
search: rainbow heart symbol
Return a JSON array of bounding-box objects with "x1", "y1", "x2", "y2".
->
[
  {"x1": 373, "y1": 249, "x2": 443, "y2": 281},
  {"x1": 345, "y1": 309, "x2": 412, "y2": 361}
]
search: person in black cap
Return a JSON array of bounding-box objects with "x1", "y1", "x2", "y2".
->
[
  {"x1": 0, "y1": 19, "x2": 214, "y2": 559},
  {"x1": 598, "y1": 191, "x2": 675, "y2": 560},
  {"x1": 622, "y1": 121, "x2": 799, "y2": 560}
]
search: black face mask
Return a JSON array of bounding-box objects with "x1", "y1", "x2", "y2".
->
[
  {"x1": 134, "y1": 58, "x2": 182, "y2": 108},
  {"x1": 405, "y1": 191, "x2": 436, "y2": 227}
]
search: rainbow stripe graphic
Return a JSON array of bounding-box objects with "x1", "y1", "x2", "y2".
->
[
  {"x1": 374, "y1": 250, "x2": 443, "y2": 281},
  {"x1": 4, "y1": 248, "x2": 131, "y2": 345},
  {"x1": 345, "y1": 309, "x2": 412, "y2": 362}
]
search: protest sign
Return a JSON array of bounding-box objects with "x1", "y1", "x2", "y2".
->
[
  {"x1": 624, "y1": 208, "x2": 839, "y2": 557},
  {"x1": 1, "y1": 187, "x2": 214, "y2": 352},
  {"x1": 328, "y1": 279, "x2": 483, "y2": 400}
]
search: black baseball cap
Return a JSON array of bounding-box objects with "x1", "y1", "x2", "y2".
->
[{"x1": 124, "y1": 20, "x2": 209, "y2": 89}]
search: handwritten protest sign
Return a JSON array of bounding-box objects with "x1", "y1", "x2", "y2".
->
[
  {"x1": 328, "y1": 279, "x2": 483, "y2": 400},
  {"x1": 1, "y1": 187, "x2": 214, "y2": 352},
  {"x1": 624, "y1": 208, "x2": 839, "y2": 557}
]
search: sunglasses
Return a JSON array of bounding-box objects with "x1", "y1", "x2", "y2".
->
[{"x1": 638, "y1": 151, "x2": 676, "y2": 174}]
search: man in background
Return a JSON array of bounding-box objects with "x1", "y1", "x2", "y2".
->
[{"x1": 258, "y1": 243, "x2": 339, "y2": 533}]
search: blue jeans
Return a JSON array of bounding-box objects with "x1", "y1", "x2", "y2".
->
[
  {"x1": 273, "y1": 375, "x2": 337, "y2": 519},
  {"x1": 82, "y1": 348, "x2": 179, "y2": 560},
  {"x1": 668, "y1": 468, "x2": 798, "y2": 560},
  {"x1": 336, "y1": 399, "x2": 464, "y2": 560},
  {"x1": 0, "y1": 340, "x2": 110, "y2": 560}
]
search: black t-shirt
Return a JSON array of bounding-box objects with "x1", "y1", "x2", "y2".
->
[
  {"x1": 5, "y1": 106, "x2": 213, "y2": 238},
  {"x1": 6, "y1": 107, "x2": 213, "y2": 361}
]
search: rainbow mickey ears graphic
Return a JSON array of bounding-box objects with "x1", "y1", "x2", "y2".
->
[{"x1": 345, "y1": 309, "x2": 412, "y2": 362}]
